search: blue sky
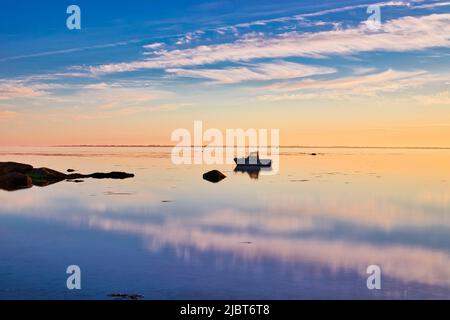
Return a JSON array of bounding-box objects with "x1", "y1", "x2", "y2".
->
[{"x1": 0, "y1": 0, "x2": 449, "y2": 145}]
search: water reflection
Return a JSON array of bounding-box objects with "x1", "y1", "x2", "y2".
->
[
  {"x1": 234, "y1": 166, "x2": 273, "y2": 179},
  {"x1": 0, "y1": 147, "x2": 449, "y2": 299},
  {"x1": 234, "y1": 166, "x2": 261, "y2": 179},
  {"x1": 86, "y1": 214, "x2": 450, "y2": 287}
]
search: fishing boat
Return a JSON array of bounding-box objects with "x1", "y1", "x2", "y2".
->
[{"x1": 234, "y1": 152, "x2": 272, "y2": 167}]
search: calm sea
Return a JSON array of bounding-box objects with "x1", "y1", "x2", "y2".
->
[{"x1": 1, "y1": 146, "x2": 449, "y2": 299}]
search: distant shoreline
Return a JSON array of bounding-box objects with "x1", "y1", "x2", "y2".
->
[{"x1": 2, "y1": 145, "x2": 450, "y2": 150}]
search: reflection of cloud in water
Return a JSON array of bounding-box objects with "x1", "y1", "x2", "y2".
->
[
  {"x1": 262, "y1": 194, "x2": 450, "y2": 230},
  {"x1": 2, "y1": 187, "x2": 449, "y2": 231},
  {"x1": 197, "y1": 209, "x2": 321, "y2": 232},
  {"x1": 418, "y1": 190, "x2": 450, "y2": 208},
  {"x1": 86, "y1": 215, "x2": 450, "y2": 288}
]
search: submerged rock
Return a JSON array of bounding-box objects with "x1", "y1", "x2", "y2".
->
[
  {"x1": 67, "y1": 179, "x2": 84, "y2": 183},
  {"x1": 0, "y1": 161, "x2": 134, "y2": 191},
  {"x1": 86, "y1": 172, "x2": 134, "y2": 179},
  {"x1": 203, "y1": 170, "x2": 226, "y2": 183}
]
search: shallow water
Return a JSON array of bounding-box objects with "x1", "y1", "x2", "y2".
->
[{"x1": 1, "y1": 147, "x2": 450, "y2": 299}]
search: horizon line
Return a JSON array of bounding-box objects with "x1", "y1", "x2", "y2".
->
[{"x1": 2, "y1": 145, "x2": 450, "y2": 150}]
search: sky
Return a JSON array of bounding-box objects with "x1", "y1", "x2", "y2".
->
[{"x1": 0, "y1": 0, "x2": 449, "y2": 146}]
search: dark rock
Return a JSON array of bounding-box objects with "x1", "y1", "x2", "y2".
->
[
  {"x1": 203, "y1": 170, "x2": 226, "y2": 183},
  {"x1": 67, "y1": 179, "x2": 84, "y2": 183},
  {"x1": 0, "y1": 162, "x2": 33, "y2": 175},
  {"x1": 64, "y1": 171, "x2": 135, "y2": 180},
  {"x1": 0, "y1": 172, "x2": 33, "y2": 191},
  {"x1": 67, "y1": 169, "x2": 76, "y2": 173},
  {"x1": 0, "y1": 161, "x2": 135, "y2": 191},
  {"x1": 27, "y1": 168, "x2": 67, "y2": 185},
  {"x1": 310, "y1": 153, "x2": 317, "y2": 156},
  {"x1": 86, "y1": 172, "x2": 135, "y2": 179}
]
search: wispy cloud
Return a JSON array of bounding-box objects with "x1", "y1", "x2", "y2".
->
[
  {"x1": 413, "y1": 91, "x2": 450, "y2": 105},
  {"x1": 413, "y1": 1, "x2": 450, "y2": 9},
  {"x1": 0, "y1": 1, "x2": 436, "y2": 64},
  {"x1": 351, "y1": 67, "x2": 378, "y2": 75},
  {"x1": 75, "y1": 84, "x2": 172, "y2": 109},
  {"x1": 265, "y1": 70, "x2": 429, "y2": 92},
  {"x1": 0, "y1": 39, "x2": 142, "y2": 62},
  {"x1": 166, "y1": 61, "x2": 336, "y2": 84},
  {"x1": 87, "y1": 14, "x2": 450, "y2": 75},
  {"x1": 142, "y1": 42, "x2": 165, "y2": 50},
  {"x1": 0, "y1": 80, "x2": 51, "y2": 100},
  {"x1": 73, "y1": 102, "x2": 190, "y2": 120},
  {"x1": 175, "y1": 30, "x2": 205, "y2": 45},
  {"x1": 259, "y1": 69, "x2": 448, "y2": 101},
  {"x1": 213, "y1": 1, "x2": 414, "y2": 35}
]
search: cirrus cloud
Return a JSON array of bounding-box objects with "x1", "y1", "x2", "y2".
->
[
  {"x1": 166, "y1": 61, "x2": 336, "y2": 84},
  {"x1": 87, "y1": 14, "x2": 450, "y2": 75},
  {"x1": 259, "y1": 69, "x2": 450, "y2": 101}
]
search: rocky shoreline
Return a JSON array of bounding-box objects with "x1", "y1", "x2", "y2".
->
[{"x1": 0, "y1": 162, "x2": 134, "y2": 191}]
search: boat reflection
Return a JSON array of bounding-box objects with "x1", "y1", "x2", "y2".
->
[{"x1": 234, "y1": 165, "x2": 272, "y2": 179}]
